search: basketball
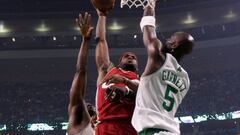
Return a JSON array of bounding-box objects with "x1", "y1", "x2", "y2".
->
[{"x1": 91, "y1": 0, "x2": 115, "y2": 12}]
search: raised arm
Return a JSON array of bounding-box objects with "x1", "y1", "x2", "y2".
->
[
  {"x1": 68, "y1": 12, "x2": 93, "y2": 114},
  {"x1": 141, "y1": 6, "x2": 165, "y2": 76},
  {"x1": 95, "y1": 9, "x2": 113, "y2": 85}
]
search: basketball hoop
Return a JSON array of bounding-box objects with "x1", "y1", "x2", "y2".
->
[{"x1": 121, "y1": 0, "x2": 156, "y2": 9}]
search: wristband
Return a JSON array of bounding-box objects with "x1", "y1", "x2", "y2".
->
[{"x1": 140, "y1": 16, "x2": 156, "y2": 32}]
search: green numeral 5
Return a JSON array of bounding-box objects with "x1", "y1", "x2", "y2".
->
[{"x1": 162, "y1": 85, "x2": 178, "y2": 112}]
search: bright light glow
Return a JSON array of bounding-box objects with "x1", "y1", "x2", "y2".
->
[
  {"x1": 74, "y1": 26, "x2": 80, "y2": 31},
  {"x1": 194, "y1": 115, "x2": 208, "y2": 123},
  {"x1": 188, "y1": 35, "x2": 194, "y2": 41},
  {"x1": 232, "y1": 111, "x2": 240, "y2": 119},
  {"x1": 73, "y1": 36, "x2": 77, "y2": 40},
  {"x1": 182, "y1": 14, "x2": 197, "y2": 24},
  {"x1": 133, "y1": 34, "x2": 137, "y2": 39},
  {"x1": 0, "y1": 124, "x2": 7, "y2": 131},
  {"x1": 36, "y1": 23, "x2": 50, "y2": 32},
  {"x1": 180, "y1": 116, "x2": 194, "y2": 123},
  {"x1": 53, "y1": 36, "x2": 56, "y2": 41},
  {"x1": 61, "y1": 122, "x2": 68, "y2": 130},
  {"x1": 0, "y1": 23, "x2": 10, "y2": 33},
  {"x1": 215, "y1": 113, "x2": 227, "y2": 120},
  {"x1": 108, "y1": 21, "x2": 124, "y2": 30},
  {"x1": 27, "y1": 123, "x2": 54, "y2": 131},
  {"x1": 12, "y1": 37, "x2": 16, "y2": 42},
  {"x1": 225, "y1": 10, "x2": 237, "y2": 19}
]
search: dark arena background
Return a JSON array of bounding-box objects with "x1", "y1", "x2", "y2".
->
[{"x1": 1, "y1": 0, "x2": 240, "y2": 135}]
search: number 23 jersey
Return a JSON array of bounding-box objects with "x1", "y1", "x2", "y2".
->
[{"x1": 131, "y1": 53, "x2": 190, "y2": 135}]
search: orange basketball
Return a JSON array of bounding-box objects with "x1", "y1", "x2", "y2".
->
[{"x1": 91, "y1": 0, "x2": 115, "y2": 12}]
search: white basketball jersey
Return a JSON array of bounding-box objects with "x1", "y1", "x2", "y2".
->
[{"x1": 132, "y1": 53, "x2": 190, "y2": 135}]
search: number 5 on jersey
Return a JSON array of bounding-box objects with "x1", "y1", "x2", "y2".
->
[{"x1": 162, "y1": 85, "x2": 178, "y2": 112}]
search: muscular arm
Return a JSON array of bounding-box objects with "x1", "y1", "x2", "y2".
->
[
  {"x1": 95, "y1": 10, "x2": 112, "y2": 86},
  {"x1": 68, "y1": 12, "x2": 93, "y2": 114},
  {"x1": 142, "y1": 6, "x2": 165, "y2": 76}
]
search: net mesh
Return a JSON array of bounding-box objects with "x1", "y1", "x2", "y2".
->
[{"x1": 121, "y1": 0, "x2": 156, "y2": 9}]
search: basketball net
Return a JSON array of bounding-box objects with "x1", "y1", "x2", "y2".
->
[{"x1": 121, "y1": 0, "x2": 156, "y2": 9}]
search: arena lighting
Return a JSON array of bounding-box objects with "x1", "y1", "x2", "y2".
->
[
  {"x1": 108, "y1": 21, "x2": 124, "y2": 30},
  {"x1": 27, "y1": 123, "x2": 54, "y2": 131},
  {"x1": 225, "y1": 10, "x2": 237, "y2": 19},
  {"x1": 193, "y1": 114, "x2": 208, "y2": 123},
  {"x1": 182, "y1": 14, "x2": 197, "y2": 24},
  {"x1": 180, "y1": 116, "x2": 194, "y2": 123},
  {"x1": 36, "y1": 23, "x2": 50, "y2": 32},
  {"x1": 0, "y1": 124, "x2": 6, "y2": 131},
  {"x1": 73, "y1": 36, "x2": 77, "y2": 40},
  {"x1": 133, "y1": 34, "x2": 137, "y2": 39},
  {"x1": 232, "y1": 111, "x2": 240, "y2": 119},
  {"x1": 53, "y1": 36, "x2": 56, "y2": 41},
  {"x1": 12, "y1": 37, "x2": 16, "y2": 42},
  {"x1": 74, "y1": 26, "x2": 80, "y2": 31},
  {"x1": 61, "y1": 122, "x2": 68, "y2": 130},
  {"x1": 0, "y1": 23, "x2": 10, "y2": 33}
]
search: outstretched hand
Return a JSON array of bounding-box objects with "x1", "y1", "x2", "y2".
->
[{"x1": 76, "y1": 12, "x2": 94, "y2": 39}]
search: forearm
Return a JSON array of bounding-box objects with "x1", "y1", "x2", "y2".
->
[
  {"x1": 123, "y1": 77, "x2": 139, "y2": 94},
  {"x1": 96, "y1": 15, "x2": 106, "y2": 41},
  {"x1": 76, "y1": 38, "x2": 89, "y2": 72},
  {"x1": 141, "y1": 6, "x2": 162, "y2": 54},
  {"x1": 69, "y1": 73, "x2": 86, "y2": 107},
  {"x1": 95, "y1": 15, "x2": 111, "y2": 70},
  {"x1": 73, "y1": 37, "x2": 89, "y2": 105},
  {"x1": 141, "y1": 6, "x2": 158, "y2": 45},
  {"x1": 143, "y1": 26, "x2": 158, "y2": 46}
]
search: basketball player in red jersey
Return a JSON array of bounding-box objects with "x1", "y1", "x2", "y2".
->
[
  {"x1": 94, "y1": 9, "x2": 139, "y2": 135},
  {"x1": 67, "y1": 12, "x2": 97, "y2": 135}
]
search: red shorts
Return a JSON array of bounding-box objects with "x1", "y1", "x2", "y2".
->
[{"x1": 95, "y1": 120, "x2": 137, "y2": 135}]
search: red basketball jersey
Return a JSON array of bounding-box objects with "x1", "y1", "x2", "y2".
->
[{"x1": 96, "y1": 67, "x2": 139, "y2": 122}]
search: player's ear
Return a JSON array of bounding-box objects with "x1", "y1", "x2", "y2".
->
[{"x1": 171, "y1": 42, "x2": 178, "y2": 49}]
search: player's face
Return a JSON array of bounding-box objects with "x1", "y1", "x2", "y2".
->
[
  {"x1": 163, "y1": 33, "x2": 182, "y2": 53},
  {"x1": 119, "y1": 53, "x2": 138, "y2": 72}
]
